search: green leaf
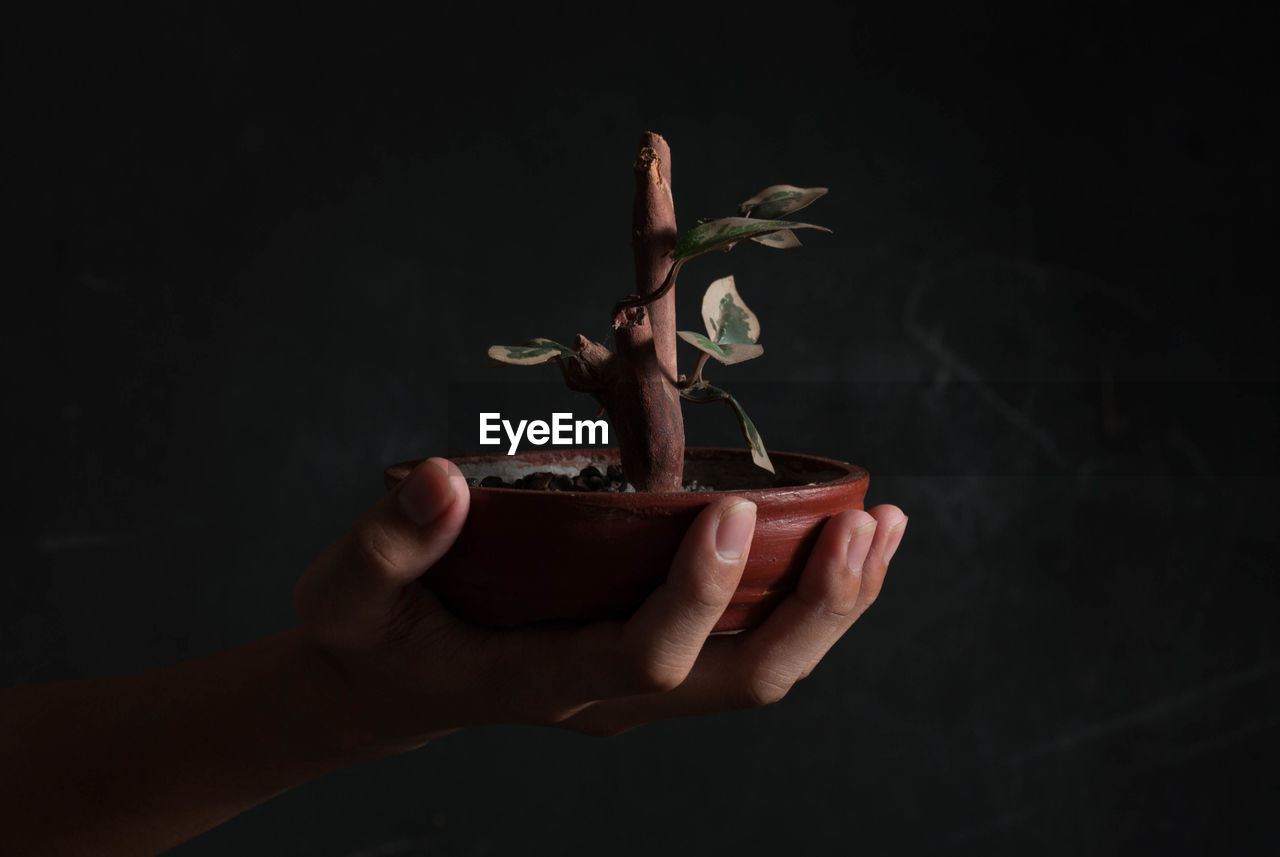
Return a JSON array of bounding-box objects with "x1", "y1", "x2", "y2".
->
[
  {"x1": 487, "y1": 338, "x2": 576, "y2": 366},
  {"x1": 679, "y1": 384, "x2": 775, "y2": 474},
  {"x1": 677, "y1": 330, "x2": 764, "y2": 365},
  {"x1": 701, "y1": 275, "x2": 760, "y2": 345},
  {"x1": 738, "y1": 185, "x2": 828, "y2": 220},
  {"x1": 672, "y1": 217, "x2": 830, "y2": 260},
  {"x1": 750, "y1": 228, "x2": 802, "y2": 249}
]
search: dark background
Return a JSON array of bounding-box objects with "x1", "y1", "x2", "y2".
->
[{"x1": 3, "y1": 3, "x2": 1277, "y2": 854}]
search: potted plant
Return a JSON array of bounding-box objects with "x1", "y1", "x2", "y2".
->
[{"x1": 386, "y1": 132, "x2": 868, "y2": 631}]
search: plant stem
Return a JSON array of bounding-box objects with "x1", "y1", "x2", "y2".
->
[
  {"x1": 629, "y1": 132, "x2": 680, "y2": 380},
  {"x1": 614, "y1": 256, "x2": 684, "y2": 314},
  {"x1": 683, "y1": 352, "x2": 710, "y2": 388},
  {"x1": 609, "y1": 132, "x2": 685, "y2": 491}
]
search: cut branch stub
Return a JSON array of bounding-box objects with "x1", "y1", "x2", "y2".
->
[
  {"x1": 672, "y1": 217, "x2": 830, "y2": 260},
  {"x1": 487, "y1": 338, "x2": 577, "y2": 366},
  {"x1": 680, "y1": 383, "x2": 775, "y2": 474},
  {"x1": 738, "y1": 185, "x2": 828, "y2": 220},
  {"x1": 701, "y1": 275, "x2": 760, "y2": 344},
  {"x1": 676, "y1": 331, "x2": 763, "y2": 365},
  {"x1": 557, "y1": 335, "x2": 615, "y2": 394}
]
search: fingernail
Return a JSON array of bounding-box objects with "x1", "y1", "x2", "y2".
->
[
  {"x1": 398, "y1": 461, "x2": 456, "y2": 526},
  {"x1": 715, "y1": 501, "x2": 757, "y2": 560},
  {"x1": 434, "y1": 458, "x2": 470, "y2": 500},
  {"x1": 450, "y1": 474, "x2": 469, "y2": 499},
  {"x1": 846, "y1": 520, "x2": 877, "y2": 573},
  {"x1": 883, "y1": 518, "x2": 908, "y2": 563}
]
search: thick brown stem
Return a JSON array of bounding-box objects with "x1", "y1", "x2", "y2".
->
[
  {"x1": 609, "y1": 133, "x2": 685, "y2": 491},
  {"x1": 612, "y1": 310, "x2": 684, "y2": 491},
  {"x1": 631, "y1": 134, "x2": 679, "y2": 379}
]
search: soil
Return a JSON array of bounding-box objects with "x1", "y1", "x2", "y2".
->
[
  {"x1": 467, "y1": 464, "x2": 717, "y2": 493},
  {"x1": 437, "y1": 450, "x2": 848, "y2": 495}
]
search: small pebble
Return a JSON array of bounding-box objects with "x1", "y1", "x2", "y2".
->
[
  {"x1": 474, "y1": 464, "x2": 708, "y2": 493},
  {"x1": 526, "y1": 472, "x2": 554, "y2": 491}
]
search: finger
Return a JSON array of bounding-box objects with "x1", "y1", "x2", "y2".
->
[
  {"x1": 730, "y1": 503, "x2": 906, "y2": 703},
  {"x1": 731, "y1": 508, "x2": 879, "y2": 692},
  {"x1": 553, "y1": 640, "x2": 739, "y2": 735},
  {"x1": 295, "y1": 458, "x2": 470, "y2": 641},
  {"x1": 564, "y1": 508, "x2": 875, "y2": 727},
  {"x1": 853, "y1": 505, "x2": 908, "y2": 617},
  {"x1": 559, "y1": 505, "x2": 909, "y2": 736},
  {"x1": 546, "y1": 497, "x2": 756, "y2": 703}
]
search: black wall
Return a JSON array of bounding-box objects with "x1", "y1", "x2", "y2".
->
[{"x1": 4, "y1": 4, "x2": 1277, "y2": 854}]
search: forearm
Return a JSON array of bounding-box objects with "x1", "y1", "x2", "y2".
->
[{"x1": 0, "y1": 628, "x2": 412, "y2": 857}]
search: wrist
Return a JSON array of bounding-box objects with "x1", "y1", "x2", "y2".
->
[{"x1": 282, "y1": 629, "x2": 454, "y2": 759}]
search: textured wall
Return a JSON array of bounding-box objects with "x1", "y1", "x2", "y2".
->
[{"x1": 3, "y1": 4, "x2": 1276, "y2": 854}]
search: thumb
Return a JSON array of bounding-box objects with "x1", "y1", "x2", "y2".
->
[
  {"x1": 349, "y1": 457, "x2": 471, "y2": 588},
  {"x1": 296, "y1": 457, "x2": 470, "y2": 645}
]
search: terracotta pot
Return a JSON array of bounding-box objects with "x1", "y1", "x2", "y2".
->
[{"x1": 384, "y1": 447, "x2": 868, "y2": 632}]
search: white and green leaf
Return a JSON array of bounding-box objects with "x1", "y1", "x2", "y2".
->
[
  {"x1": 677, "y1": 330, "x2": 764, "y2": 365},
  {"x1": 487, "y1": 338, "x2": 576, "y2": 366},
  {"x1": 701, "y1": 275, "x2": 761, "y2": 344},
  {"x1": 679, "y1": 384, "x2": 774, "y2": 474},
  {"x1": 750, "y1": 228, "x2": 802, "y2": 249},
  {"x1": 738, "y1": 185, "x2": 828, "y2": 220},
  {"x1": 672, "y1": 217, "x2": 830, "y2": 260}
]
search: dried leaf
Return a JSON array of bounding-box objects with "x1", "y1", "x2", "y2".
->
[
  {"x1": 676, "y1": 330, "x2": 764, "y2": 365},
  {"x1": 700, "y1": 275, "x2": 760, "y2": 345},
  {"x1": 486, "y1": 338, "x2": 576, "y2": 366},
  {"x1": 738, "y1": 185, "x2": 828, "y2": 220},
  {"x1": 672, "y1": 217, "x2": 829, "y2": 260}
]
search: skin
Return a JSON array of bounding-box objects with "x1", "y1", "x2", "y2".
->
[{"x1": 0, "y1": 457, "x2": 907, "y2": 857}]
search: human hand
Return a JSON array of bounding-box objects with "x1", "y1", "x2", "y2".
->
[{"x1": 294, "y1": 458, "x2": 907, "y2": 749}]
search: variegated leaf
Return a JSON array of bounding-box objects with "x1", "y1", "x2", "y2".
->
[
  {"x1": 672, "y1": 217, "x2": 830, "y2": 260},
  {"x1": 487, "y1": 338, "x2": 576, "y2": 366},
  {"x1": 677, "y1": 330, "x2": 764, "y2": 365},
  {"x1": 701, "y1": 275, "x2": 760, "y2": 345},
  {"x1": 750, "y1": 229, "x2": 802, "y2": 249},
  {"x1": 679, "y1": 383, "x2": 775, "y2": 474},
  {"x1": 738, "y1": 185, "x2": 828, "y2": 220}
]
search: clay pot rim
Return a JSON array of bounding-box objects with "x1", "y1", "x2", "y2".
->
[{"x1": 385, "y1": 447, "x2": 868, "y2": 498}]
